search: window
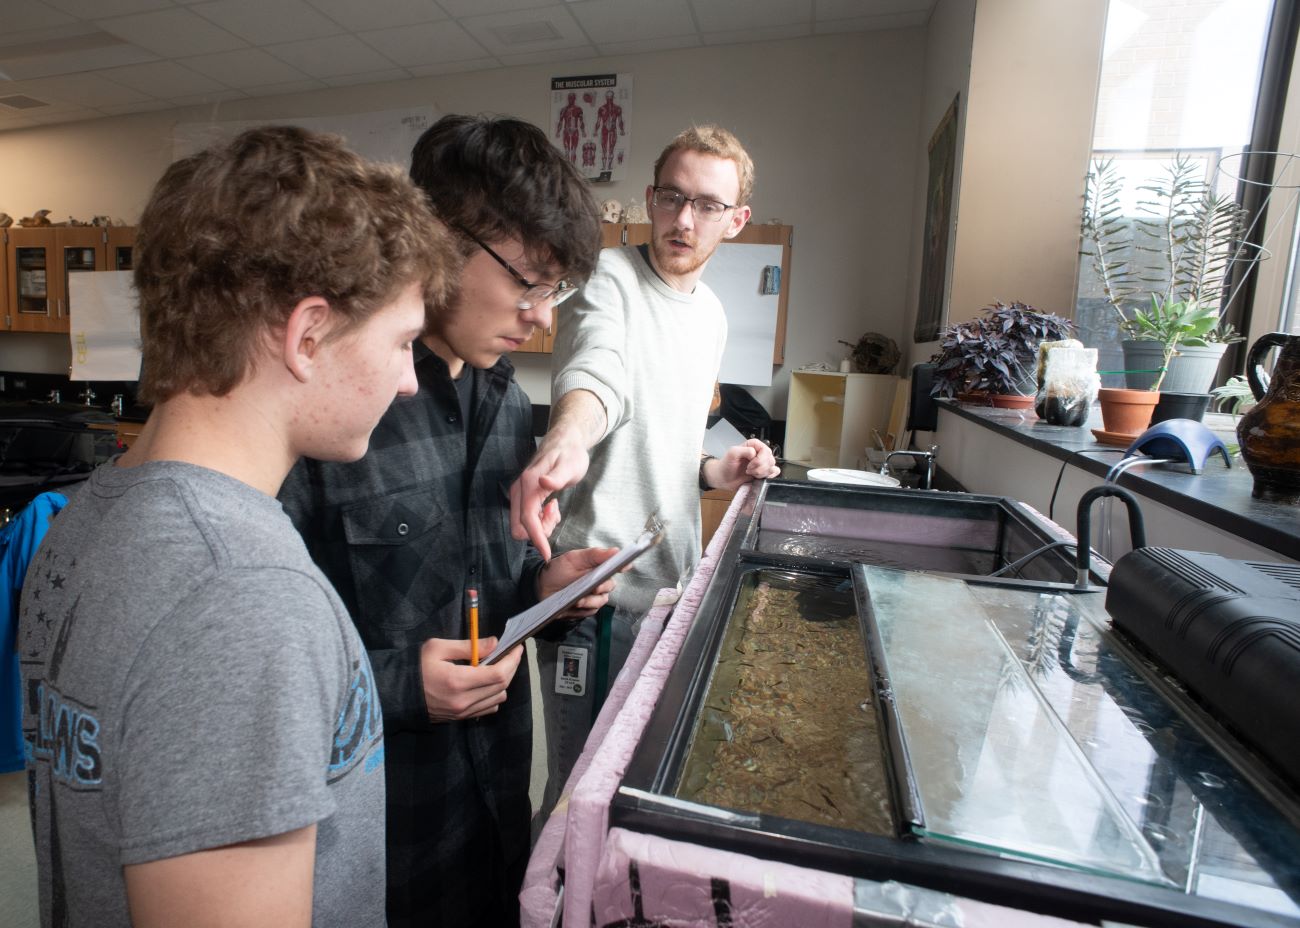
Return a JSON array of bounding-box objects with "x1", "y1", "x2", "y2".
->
[{"x1": 1075, "y1": 0, "x2": 1278, "y2": 386}]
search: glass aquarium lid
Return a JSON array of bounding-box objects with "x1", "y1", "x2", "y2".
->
[{"x1": 858, "y1": 565, "x2": 1300, "y2": 916}]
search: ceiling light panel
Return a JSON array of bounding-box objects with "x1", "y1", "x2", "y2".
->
[{"x1": 460, "y1": 7, "x2": 587, "y2": 57}]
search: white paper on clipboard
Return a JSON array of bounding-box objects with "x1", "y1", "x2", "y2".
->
[{"x1": 481, "y1": 525, "x2": 663, "y2": 664}]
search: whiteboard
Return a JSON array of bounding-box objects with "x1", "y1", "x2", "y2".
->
[{"x1": 702, "y1": 242, "x2": 782, "y2": 387}]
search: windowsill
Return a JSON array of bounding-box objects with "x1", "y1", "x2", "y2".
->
[{"x1": 936, "y1": 399, "x2": 1299, "y2": 562}]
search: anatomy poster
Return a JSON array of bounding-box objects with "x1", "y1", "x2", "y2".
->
[{"x1": 550, "y1": 73, "x2": 632, "y2": 182}]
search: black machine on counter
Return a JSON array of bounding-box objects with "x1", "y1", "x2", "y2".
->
[{"x1": 611, "y1": 479, "x2": 1300, "y2": 927}]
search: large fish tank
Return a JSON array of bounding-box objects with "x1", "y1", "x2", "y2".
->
[{"x1": 612, "y1": 480, "x2": 1300, "y2": 927}]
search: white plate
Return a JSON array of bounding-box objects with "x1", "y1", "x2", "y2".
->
[{"x1": 806, "y1": 468, "x2": 901, "y2": 487}]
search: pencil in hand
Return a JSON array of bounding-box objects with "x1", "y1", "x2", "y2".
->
[{"x1": 468, "y1": 588, "x2": 480, "y2": 667}]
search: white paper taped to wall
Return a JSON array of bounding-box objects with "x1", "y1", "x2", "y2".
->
[{"x1": 69, "y1": 271, "x2": 141, "y2": 381}]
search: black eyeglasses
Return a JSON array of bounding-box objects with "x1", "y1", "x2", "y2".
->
[
  {"x1": 456, "y1": 227, "x2": 577, "y2": 310},
  {"x1": 650, "y1": 186, "x2": 736, "y2": 222}
]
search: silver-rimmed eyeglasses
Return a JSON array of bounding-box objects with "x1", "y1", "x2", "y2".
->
[
  {"x1": 650, "y1": 186, "x2": 736, "y2": 222},
  {"x1": 457, "y1": 226, "x2": 577, "y2": 310}
]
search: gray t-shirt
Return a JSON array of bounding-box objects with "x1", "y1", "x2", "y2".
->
[{"x1": 18, "y1": 460, "x2": 386, "y2": 928}]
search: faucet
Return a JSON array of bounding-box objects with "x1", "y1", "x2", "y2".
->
[
  {"x1": 111, "y1": 394, "x2": 125, "y2": 417},
  {"x1": 1074, "y1": 485, "x2": 1146, "y2": 589},
  {"x1": 47, "y1": 389, "x2": 61, "y2": 404},
  {"x1": 79, "y1": 386, "x2": 97, "y2": 407},
  {"x1": 880, "y1": 444, "x2": 939, "y2": 489}
]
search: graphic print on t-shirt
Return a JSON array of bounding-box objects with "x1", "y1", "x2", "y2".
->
[{"x1": 329, "y1": 657, "x2": 383, "y2": 780}]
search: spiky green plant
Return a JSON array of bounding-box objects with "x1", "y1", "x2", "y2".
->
[{"x1": 1081, "y1": 154, "x2": 1254, "y2": 345}]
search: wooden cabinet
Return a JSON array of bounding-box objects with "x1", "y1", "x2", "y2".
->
[
  {"x1": 107, "y1": 226, "x2": 136, "y2": 271},
  {"x1": 700, "y1": 487, "x2": 737, "y2": 549},
  {"x1": 4, "y1": 227, "x2": 110, "y2": 333}
]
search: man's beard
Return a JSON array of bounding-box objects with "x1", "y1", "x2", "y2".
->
[{"x1": 650, "y1": 233, "x2": 714, "y2": 278}]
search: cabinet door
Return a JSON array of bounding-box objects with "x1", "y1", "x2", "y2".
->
[
  {"x1": 0, "y1": 230, "x2": 8, "y2": 328},
  {"x1": 107, "y1": 226, "x2": 136, "y2": 271},
  {"x1": 6, "y1": 227, "x2": 107, "y2": 333},
  {"x1": 59, "y1": 227, "x2": 109, "y2": 331},
  {"x1": 7, "y1": 228, "x2": 58, "y2": 332},
  {"x1": 515, "y1": 308, "x2": 557, "y2": 353}
]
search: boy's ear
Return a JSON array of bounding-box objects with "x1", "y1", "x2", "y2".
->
[{"x1": 283, "y1": 296, "x2": 334, "y2": 384}]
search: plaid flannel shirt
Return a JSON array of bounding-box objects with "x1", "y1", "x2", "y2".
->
[{"x1": 279, "y1": 343, "x2": 543, "y2": 928}]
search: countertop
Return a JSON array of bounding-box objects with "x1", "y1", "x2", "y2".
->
[{"x1": 937, "y1": 399, "x2": 1299, "y2": 562}]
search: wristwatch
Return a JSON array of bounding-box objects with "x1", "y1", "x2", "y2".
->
[{"x1": 698, "y1": 455, "x2": 715, "y2": 491}]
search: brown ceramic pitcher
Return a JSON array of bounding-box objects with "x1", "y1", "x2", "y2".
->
[{"x1": 1238, "y1": 332, "x2": 1300, "y2": 503}]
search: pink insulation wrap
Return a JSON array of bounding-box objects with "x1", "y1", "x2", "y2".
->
[
  {"x1": 592, "y1": 828, "x2": 1096, "y2": 928},
  {"x1": 760, "y1": 500, "x2": 1001, "y2": 550},
  {"x1": 521, "y1": 484, "x2": 755, "y2": 928}
]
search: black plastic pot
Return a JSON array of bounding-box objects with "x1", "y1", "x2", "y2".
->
[{"x1": 1150, "y1": 391, "x2": 1211, "y2": 424}]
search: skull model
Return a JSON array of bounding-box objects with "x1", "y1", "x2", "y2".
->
[
  {"x1": 600, "y1": 199, "x2": 623, "y2": 223},
  {"x1": 623, "y1": 200, "x2": 648, "y2": 224}
]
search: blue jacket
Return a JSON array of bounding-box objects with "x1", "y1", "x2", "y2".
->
[{"x1": 1, "y1": 491, "x2": 67, "y2": 773}]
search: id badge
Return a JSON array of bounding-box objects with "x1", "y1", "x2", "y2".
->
[{"x1": 554, "y1": 645, "x2": 588, "y2": 696}]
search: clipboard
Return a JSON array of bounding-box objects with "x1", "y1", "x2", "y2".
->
[{"x1": 481, "y1": 523, "x2": 664, "y2": 664}]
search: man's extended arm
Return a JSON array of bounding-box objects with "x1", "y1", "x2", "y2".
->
[
  {"x1": 509, "y1": 387, "x2": 608, "y2": 560},
  {"x1": 701, "y1": 438, "x2": 781, "y2": 491}
]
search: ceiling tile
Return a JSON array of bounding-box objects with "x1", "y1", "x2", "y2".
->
[
  {"x1": 459, "y1": 7, "x2": 588, "y2": 57},
  {"x1": 0, "y1": 2, "x2": 75, "y2": 33},
  {"x1": 595, "y1": 34, "x2": 701, "y2": 57},
  {"x1": 436, "y1": 0, "x2": 555, "y2": 17},
  {"x1": 44, "y1": 0, "x2": 171, "y2": 18},
  {"x1": 267, "y1": 34, "x2": 398, "y2": 78},
  {"x1": 22, "y1": 106, "x2": 100, "y2": 125},
  {"x1": 241, "y1": 78, "x2": 329, "y2": 97},
  {"x1": 815, "y1": 11, "x2": 926, "y2": 33},
  {"x1": 496, "y1": 46, "x2": 597, "y2": 67},
  {"x1": 359, "y1": 21, "x2": 489, "y2": 67},
  {"x1": 98, "y1": 98, "x2": 173, "y2": 115},
  {"x1": 16, "y1": 72, "x2": 153, "y2": 106},
  {"x1": 189, "y1": 0, "x2": 343, "y2": 45},
  {"x1": 700, "y1": 23, "x2": 812, "y2": 44},
  {"x1": 98, "y1": 59, "x2": 229, "y2": 96},
  {"x1": 0, "y1": 39, "x2": 159, "y2": 81},
  {"x1": 691, "y1": 0, "x2": 812, "y2": 33},
  {"x1": 404, "y1": 58, "x2": 501, "y2": 77},
  {"x1": 320, "y1": 68, "x2": 411, "y2": 87},
  {"x1": 305, "y1": 0, "x2": 445, "y2": 33},
  {"x1": 181, "y1": 47, "x2": 308, "y2": 86},
  {"x1": 96, "y1": 8, "x2": 246, "y2": 57},
  {"x1": 815, "y1": 0, "x2": 933, "y2": 20},
  {"x1": 568, "y1": 0, "x2": 695, "y2": 44},
  {"x1": 405, "y1": 57, "x2": 501, "y2": 77},
  {"x1": 169, "y1": 87, "x2": 248, "y2": 106}
]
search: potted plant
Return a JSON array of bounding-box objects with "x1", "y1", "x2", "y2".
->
[
  {"x1": 1082, "y1": 155, "x2": 1250, "y2": 397},
  {"x1": 930, "y1": 301, "x2": 1074, "y2": 409}
]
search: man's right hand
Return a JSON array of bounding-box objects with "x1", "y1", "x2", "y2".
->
[
  {"x1": 509, "y1": 435, "x2": 590, "y2": 560},
  {"x1": 419, "y1": 637, "x2": 522, "y2": 721}
]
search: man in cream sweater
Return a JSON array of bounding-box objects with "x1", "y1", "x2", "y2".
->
[{"x1": 510, "y1": 125, "x2": 780, "y2": 816}]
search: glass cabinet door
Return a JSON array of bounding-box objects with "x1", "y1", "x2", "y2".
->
[
  {"x1": 108, "y1": 227, "x2": 135, "y2": 271},
  {"x1": 63, "y1": 244, "x2": 98, "y2": 317},
  {"x1": 15, "y1": 244, "x2": 52, "y2": 317}
]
